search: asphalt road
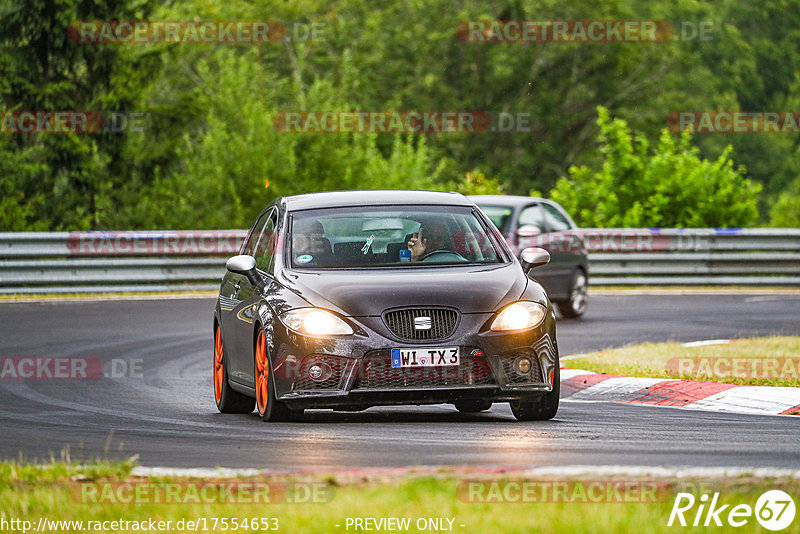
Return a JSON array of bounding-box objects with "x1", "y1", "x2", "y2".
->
[{"x1": 1, "y1": 293, "x2": 799, "y2": 469}]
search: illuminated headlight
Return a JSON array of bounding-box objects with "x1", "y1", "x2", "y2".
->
[
  {"x1": 280, "y1": 308, "x2": 353, "y2": 336},
  {"x1": 490, "y1": 301, "x2": 547, "y2": 331}
]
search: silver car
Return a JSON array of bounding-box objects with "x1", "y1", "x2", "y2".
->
[{"x1": 471, "y1": 195, "x2": 588, "y2": 318}]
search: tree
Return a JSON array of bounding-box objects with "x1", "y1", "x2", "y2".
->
[
  {"x1": 4, "y1": 0, "x2": 799, "y2": 230},
  {"x1": 451, "y1": 170, "x2": 504, "y2": 196},
  {"x1": 0, "y1": 0, "x2": 160, "y2": 230},
  {"x1": 770, "y1": 177, "x2": 800, "y2": 227},
  {"x1": 548, "y1": 107, "x2": 761, "y2": 228},
  {"x1": 114, "y1": 48, "x2": 450, "y2": 229}
]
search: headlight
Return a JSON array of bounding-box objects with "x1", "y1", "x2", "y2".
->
[
  {"x1": 490, "y1": 301, "x2": 547, "y2": 331},
  {"x1": 280, "y1": 308, "x2": 353, "y2": 336}
]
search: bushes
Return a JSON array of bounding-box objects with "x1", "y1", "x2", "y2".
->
[
  {"x1": 549, "y1": 107, "x2": 761, "y2": 228},
  {"x1": 770, "y1": 178, "x2": 800, "y2": 227}
]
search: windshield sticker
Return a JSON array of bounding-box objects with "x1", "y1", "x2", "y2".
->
[
  {"x1": 362, "y1": 234, "x2": 375, "y2": 254},
  {"x1": 296, "y1": 254, "x2": 313, "y2": 264}
]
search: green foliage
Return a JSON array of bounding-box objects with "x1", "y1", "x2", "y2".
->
[
  {"x1": 550, "y1": 107, "x2": 761, "y2": 228},
  {"x1": 0, "y1": 459, "x2": 136, "y2": 485},
  {"x1": 451, "y1": 170, "x2": 505, "y2": 196},
  {"x1": 114, "y1": 46, "x2": 447, "y2": 229},
  {"x1": 2, "y1": 0, "x2": 800, "y2": 229},
  {"x1": 0, "y1": 0, "x2": 160, "y2": 230},
  {"x1": 0, "y1": 137, "x2": 48, "y2": 230},
  {"x1": 769, "y1": 177, "x2": 800, "y2": 227}
]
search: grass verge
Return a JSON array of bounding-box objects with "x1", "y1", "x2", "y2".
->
[
  {"x1": 1, "y1": 461, "x2": 798, "y2": 533},
  {"x1": 566, "y1": 336, "x2": 800, "y2": 387}
]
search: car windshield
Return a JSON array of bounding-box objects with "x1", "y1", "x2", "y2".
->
[
  {"x1": 475, "y1": 205, "x2": 513, "y2": 233},
  {"x1": 289, "y1": 205, "x2": 502, "y2": 269}
]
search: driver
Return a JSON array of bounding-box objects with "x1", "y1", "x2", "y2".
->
[
  {"x1": 407, "y1": 222, "x2": 464, "y2": 262},
  {"x1": 293, "y1": 219, "x2": 332, "y2": 264}
]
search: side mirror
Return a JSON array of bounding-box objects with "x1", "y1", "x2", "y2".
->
[
  {"x1": 519, "y1": 247, "x2": 550, "y2": 273},
  {"x1": 517, "y1": 225, "x2": 542, "y2": 238},
  {"x1": 226, "y1": 255, "x2": 266, "y2": 290}
]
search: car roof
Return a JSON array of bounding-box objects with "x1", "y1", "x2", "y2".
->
[
  {"x1": 283, "y1": 190, "x2": 473, "y2": 211},
  {"x1": 468, "y1": 195, "x2": 547, "y2": 207}
]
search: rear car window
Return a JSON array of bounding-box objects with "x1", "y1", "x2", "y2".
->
[
  {"x1": 518, "y1": 204, "x2": 547, "y2": 233},
  {"x1": 542, "y1": 203, "x2": 572, "y2": 232},
  {"x1": 475, "y1": 205, "x2": 513, "y2": 233}
]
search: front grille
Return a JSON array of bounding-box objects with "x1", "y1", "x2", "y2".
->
[
  {"x1": 353, "y1": 350, "x2": 494, "y2": 389},
  {"x1": 291, "y1": 356, "x2": 347, "y2": 391},
  {"x1": 499, "y1": 349, "x2": 544, "y2": 385},
  {"x1": 383, "y1": 308, "x2": 459, "y2": 341}
]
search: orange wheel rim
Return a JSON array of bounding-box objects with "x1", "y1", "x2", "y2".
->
[
  {"x1": 214, "y1": 326, "x2": 224, "y2": 403},
  {"x1": 255, "y1": 331, "x2": 269, "y2": 414}
]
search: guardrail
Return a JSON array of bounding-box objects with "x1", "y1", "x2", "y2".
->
[
  {"x1": 572, "y1": 228, "x2": 800, "y2": 286},
  {"x1": 0, "y1": 231, "x2": 246, "y2": 294},
  {"x1": 0, "y1": 229, "x2": 798, "y2": 293}
]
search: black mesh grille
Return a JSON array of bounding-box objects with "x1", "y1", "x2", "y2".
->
[
  {"x1": 353, "y1": 350, "x2": 494, "y2": 389},
  {"x1": 499, "y1": 350, "x2": 544, "y2": 385},
  {"x1": 383, "y1": 308, "x2": 459, "y2": 341}
]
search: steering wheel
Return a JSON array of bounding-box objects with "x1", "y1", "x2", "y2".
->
[{"x1": 422, "y1": 249, "x2": 467, "y2": 262}]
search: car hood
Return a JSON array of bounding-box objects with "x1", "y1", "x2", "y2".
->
[{"x1": 279, "y1": 263, "x2": 529, "y2": 316}]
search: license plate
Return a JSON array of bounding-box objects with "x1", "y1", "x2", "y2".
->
[{"x1": 391, "y1": 347, "x2": 460, "y2": 368}]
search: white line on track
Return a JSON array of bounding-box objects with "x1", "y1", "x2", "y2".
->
[
  {"x1": 131, "y1": 465, "x2": 800, "y2": 479},
  {"x1": 681, "y1": 339, "x2": 731, "y2": 347}
]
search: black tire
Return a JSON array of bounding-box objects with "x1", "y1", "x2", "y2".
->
[
  {"x1": 556, "y1": 268, "x2": 588, "y2": 318},
  {"x1": 510, "y1": 365, "x2": 559, "y2": 421},
  {"x1": 214, "y1": 325, "x2": 254, "y2": 414},
  {"x1": 454, "y1": 401, "x2": 493, "y2": 413},
  {"x1": 254, "y1": 328, "x2": 303, "y2": 422}
]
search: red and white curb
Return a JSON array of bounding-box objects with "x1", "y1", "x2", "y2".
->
[{"x1": 560, "y1": 368, "x2": 800, "y2": 416}]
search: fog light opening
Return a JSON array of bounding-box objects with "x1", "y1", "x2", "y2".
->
[
  {"x1": 308, "y1": 361, "x2": 333, "y2": 382},
  {"x1": 514, "y1": 356, "x2": 532, "y2": 375}
]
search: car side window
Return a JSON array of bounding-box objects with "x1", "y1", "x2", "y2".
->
[
  {"x1": 241, "y1": 210, "x2": 271, "y2": 256},
  {"x1": 542, "y1": 204, "x2": 572, "y2": 232},
  {"x1": 253, "y1": 211, "x2": 278, "y2": 274},
  {"x1": 518, "y1": 204, "x2": 546, "y2": 233}
]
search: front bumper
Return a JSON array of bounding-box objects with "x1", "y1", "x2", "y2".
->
[{"x1": 270, "y1": 311, "x2": 558, "y2": 409}]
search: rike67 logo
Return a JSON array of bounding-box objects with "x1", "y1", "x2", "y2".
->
[{"x1": 668, "y1": 490, "x2": 795, "y2": 531}]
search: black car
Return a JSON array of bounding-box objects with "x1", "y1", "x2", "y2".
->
[
  {"x1": 470, "y1": 195, "x2": 588, "y2": 318},
  {"x1": 213, "y1": 190, "x2": 560, "y2": 422}
]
